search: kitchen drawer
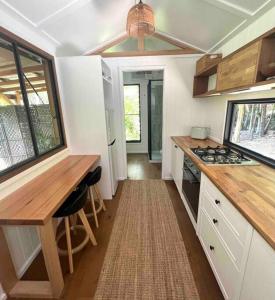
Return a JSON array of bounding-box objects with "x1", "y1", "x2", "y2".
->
[
  {"x1": 202, "y1": 175, "x2": 251, "y2": 242},
  {"x1": 202, "y1": 191, "x2": 249, "y2": 269},
  {"x1": 199, "y1": 210, "x2": 239, "y2": 300}
]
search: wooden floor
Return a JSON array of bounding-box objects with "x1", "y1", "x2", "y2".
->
[
  {"x1": 8, "y1": 156, "x2": 223, "y2": 300},
  {"x1": 127, "y1": 153, "x2": 161, "y2": 179}
]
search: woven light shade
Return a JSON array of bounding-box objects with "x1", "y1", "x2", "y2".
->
[{"x1": 126, "y1": 0, "x2": 155, "y2": 38}]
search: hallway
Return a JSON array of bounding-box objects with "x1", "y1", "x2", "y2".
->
[{"x1": 127, "y1": 154, "x2": 161, "y2": 180}]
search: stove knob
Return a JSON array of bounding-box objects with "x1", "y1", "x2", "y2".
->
[
  {"x1": 213, "y1": 218, "x2": 218, "y2": 224},
  {"x1": 215, "y1": 199, "x2": 220, "y2": 205}
]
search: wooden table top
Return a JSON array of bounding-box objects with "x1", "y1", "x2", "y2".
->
[
  {"x1": 172, "y1": 136, "x2": 275, "y2": 250},
  {"x1": 0, "y1": 155, "x2": 100, "y2": 226}
]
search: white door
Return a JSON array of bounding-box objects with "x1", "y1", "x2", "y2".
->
[{"x1": 106, "y1": 109, "x2": 118, "y2": 195}]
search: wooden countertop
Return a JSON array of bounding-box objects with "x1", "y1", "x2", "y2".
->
[
  {"x1": 0, "y1": 155, "x2": 100, "y2": 226},
  {"x1": 171, "y1": 136, "x2": 275, "y2": 250}
]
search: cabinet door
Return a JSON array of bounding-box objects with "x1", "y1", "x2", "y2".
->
[
  {"x1": 216, "y1": 41, "x2": 261, "y2": 92},
  {"x1": 171, "y1": 142, "x2": 178, "y2": 181},
  {"x1": 240, "y1": 230, "x2": 275, "y2": 300},
  {"x1": 175, "y1": 147, "x2": 184, "y2": 192}
]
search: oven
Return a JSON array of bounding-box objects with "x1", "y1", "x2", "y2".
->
[{"x1": 182, "y1": 156, "x2": 201, "y2": 221}]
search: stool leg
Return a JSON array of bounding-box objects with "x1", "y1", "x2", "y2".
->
[
  {"x1": 70, "y1": 214, "x2": 78, "y2": 235},
  {"x1": 89, "y1": 187, "x2": 99, "y2": 228},
  {"x1": 78, "y1": 209, "x2": 97, "y2": 246},
  {"x1": 65, "y1": 217, "x2": 73, "y2": 274},
  {"x1": 94, "y1": 184, "x2": 106, "y2": 211}
]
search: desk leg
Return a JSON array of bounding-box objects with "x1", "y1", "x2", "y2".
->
[{"x1": 39, "y1": 219, "x2": 64, "y2": 298}]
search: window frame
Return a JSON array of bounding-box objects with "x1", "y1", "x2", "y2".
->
[
  {"x1": 0, "y1": 26, "x2": 66, "y2": 183},
  {"x1": 224, "y1": 98, "x2": 275, "y2": 168},
  {"x1": 124, "y1": 83, "x2": 141, "y2": 143}
]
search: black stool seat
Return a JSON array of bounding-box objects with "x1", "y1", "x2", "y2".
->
[
  {"x1": 82, "y1": 166, "x2": 102, "y2": 187},
  {"x1": 54, "y1": 184, "x2": 88, "y2": 218}
]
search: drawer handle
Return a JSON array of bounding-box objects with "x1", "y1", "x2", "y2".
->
[
  {"x1": 215, "y1": 199, "x2": 220, "y2": 205},
  {"x1": 210, "y1": 245, "x2": 215, "y2": 251},
  {"x1": 174, "y1": 145, "x2": 178, "y2": 148},
  {"x1": 213, "y1": 218, "x2": 218, "y2": 224}
]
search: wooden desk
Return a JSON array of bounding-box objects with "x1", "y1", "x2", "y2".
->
[{"x1": 0, "y1": 155, "x2": 100, "y2": 299}]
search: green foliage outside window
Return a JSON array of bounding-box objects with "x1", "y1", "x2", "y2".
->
[{"x1": 124, "y1": 85, "x2": 141, "y2": 142}]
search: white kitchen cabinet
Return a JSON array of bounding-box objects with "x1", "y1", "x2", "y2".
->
[
  {"x1": 171, "y1": 142, "x2": 184, "y2": 193},
  {"x1": 171, "y1": 142, "x2": 178, "y2": 181},
  {"x1": 240, "y1": 230, "x2": 275, "y2": 300},
  {"x1": 198, "y1": 173, "x2": 253, "y2": 300}
]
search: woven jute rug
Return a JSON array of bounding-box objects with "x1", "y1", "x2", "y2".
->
[{"x1": 94, "y1": 180, "x2": 200, "y2": 300}]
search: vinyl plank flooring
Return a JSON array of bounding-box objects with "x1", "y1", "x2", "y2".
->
[
  {"x1": 7, "y1": 180, "x2": 223, "y2": 300},
  {"x1": 127, "y1": 154, "x2": 161, "y2": 179}
]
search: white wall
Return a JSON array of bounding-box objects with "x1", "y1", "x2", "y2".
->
[
  {"x1": 195, "y1": 6, "x2": 275, "y2": 143},
  {"x1": 56, "y1": 56, "x2": 113, "y2": 200},
  {"x1": 105, "y1": 55, "x2": 203, "y2": 180}
]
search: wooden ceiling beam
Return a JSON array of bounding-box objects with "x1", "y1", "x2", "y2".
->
[
  {"x1": 138, "y1": 37, "x2": 145, "y2": 51},
  {"x1": 1, "y1": 83, "x2": 46, "y2": 93},
  {"x1": 153, "y1": 32, "x2": 204, "y2": 53},
  {"x1": 0, "y1": 65, "x2": 44, "y2": 77},
  {"x1": 101, "y1": 49, "x2": 202, "y2": 58},
  {"x1": 0, "y1": 63, "x2": 16, "y2": 69},
  {"x1": 86, "y1": 33, "x2": 129, "y2": 55},
  {"x1": 0, "y1": 76, "x2": 45, "y2": 87}
]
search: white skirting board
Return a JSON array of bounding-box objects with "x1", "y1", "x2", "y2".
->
[{"x1": 0, "y1": 283, "x2": 7, "y2": 300}]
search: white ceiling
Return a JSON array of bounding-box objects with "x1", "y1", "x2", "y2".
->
[{"x1": 0, "y1": 0, "x2": 274, "y2": 55}]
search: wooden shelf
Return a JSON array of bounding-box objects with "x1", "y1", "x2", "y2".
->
[
  {"x1": 193, "y1": 89, "x2": 220, "y2": 98},
  {"x1": 193, "y1": 27, "x2": 275, "y2": 98},
  {"x1": 194, "y1": 79, "x2": 275, "y2": 98},
  {"x1": 196, "y1": 64, "x2": 218, "y2": 77},
  {"x1": 193, "y1": 53, "x2": 222, "y2": 97},
  {"x1": 196, "y1": 54, "x2": 222, "y2": 76}
]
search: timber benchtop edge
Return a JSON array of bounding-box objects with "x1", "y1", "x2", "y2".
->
[
  {"x1": 171, "y1": 136, "x2": 275, "y2": 251},
  {"x1": 0, "y1": 155, "x2": 100, "y2": 226}
]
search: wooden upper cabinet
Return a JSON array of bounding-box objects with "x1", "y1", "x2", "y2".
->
[{"x1": 216, "y1": 40, "x2": 262, "y2": 92}]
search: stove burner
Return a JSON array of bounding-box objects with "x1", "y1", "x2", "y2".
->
[
  {"x1": 207, "y1": 148, "x2": 216, "y2": 155},
  {"x1": 194, "y1": 147, "x2": 206, "y2": 155},
  {"x1": 202, "y1": 155, "x2": 215, "y2": 162},
  {"x1": 215, "y1": 147, "x2": 227, "y2": 155},
  {"x1": 215, "y1": 155, "x2": 226, "y2": 163},
  {"x1": 191, "y1": 145, "x2": 253, "y2": 165}
]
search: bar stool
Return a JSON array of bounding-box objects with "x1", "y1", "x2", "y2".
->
[
  {"x1": 53, "y1": 184, "x2": 97, "y2": 274},
  {"x1": 82, "y1": 166, "x2": 106, "y2": 228}
]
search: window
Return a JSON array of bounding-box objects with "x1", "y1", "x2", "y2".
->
[
  {"x1": 124, "y1": 84, "x2": 141, "y2": 142},
  {"x1": 224, "y1": 99, "x2": 275, "y2": 167},
  {"x1": 0, "y1": 31, "x2": 65, "y2": 179}
]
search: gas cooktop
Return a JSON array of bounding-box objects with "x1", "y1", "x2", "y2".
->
[{"x1": 191, "y1": 146, "x2": 259, "y2": 165}]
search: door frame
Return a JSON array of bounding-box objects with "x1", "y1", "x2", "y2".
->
[
  {"x1": 148, "y1": 79, "x2": 164, "y2": 162},
  {"x1": 118, "y1": 65, "x2": 166, "y2": 179}
]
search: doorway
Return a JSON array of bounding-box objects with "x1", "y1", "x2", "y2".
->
[{"x1": 122, "y1": 70, "x2": 164, "y2": 179}]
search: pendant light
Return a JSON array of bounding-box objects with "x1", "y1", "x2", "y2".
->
[{"x1": 126, "y1": 0, "x2": 155, "y2": 38}]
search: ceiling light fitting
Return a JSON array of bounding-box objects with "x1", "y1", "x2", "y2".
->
[{"x1": 126, "y1": 0, "x2": 155, "y2": 38}]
